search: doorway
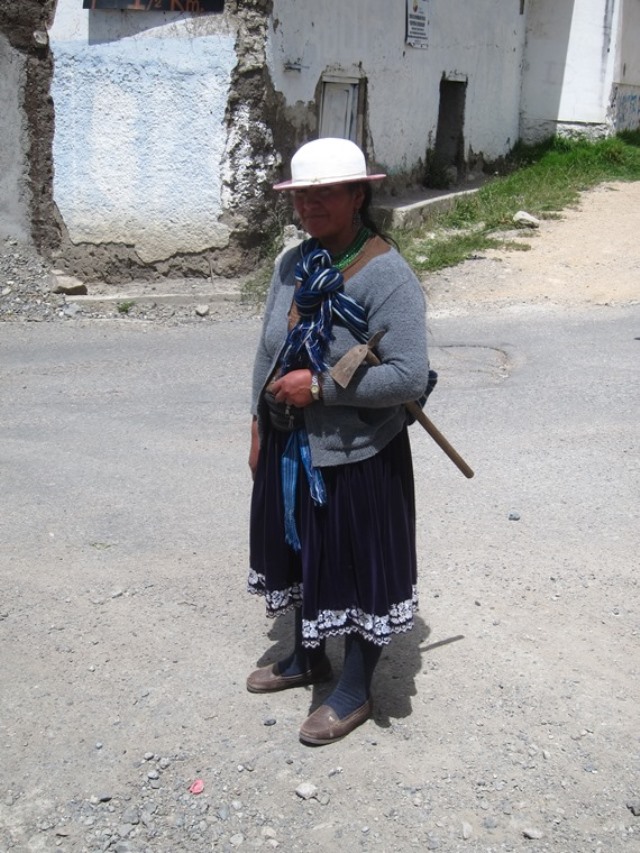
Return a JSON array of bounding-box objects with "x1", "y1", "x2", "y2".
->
[
  {"x1": 319, "y1": 75, "x2": 364, "y2": 143},
  {"x1": 432, "y1": 78, "x2": 467, "y2": 183}
]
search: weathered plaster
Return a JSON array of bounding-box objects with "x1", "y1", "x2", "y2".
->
[
  {"x1": 0, "y1": 33, "x2": 30, "y2": 241},
  {"x1": 50, "y1": 5, "x2": 237, "y2": 264},
  {"x1": 619, "y1": 0, "x2": 640, "y2": 84},
  {"x1": 611, "y1": 83, "x2": 640, "y2": 131},
  {"x1": 268, "y1": 0, "x2": 526, "y2": 181},
  {"x1": 0, "y1": 1, "x2": 56, "y2": 248}
]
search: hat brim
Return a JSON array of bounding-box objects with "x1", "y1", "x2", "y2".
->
[{"x1": 273, "y1": 173, "x2": 387, "y2": 191}]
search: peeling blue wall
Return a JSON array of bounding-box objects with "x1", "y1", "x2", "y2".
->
[{"x1": 51, "y1": 26, "x2": 236, "y2": 262}]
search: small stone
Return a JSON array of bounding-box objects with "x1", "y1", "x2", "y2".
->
[
  {"x1": 33, "y1": 29, "x2": 49, "y2": 47},
  {"x1": 484, "y1": 816, "x2": 498, "y2": 829},
  {"x1": 626, "y1": 800, "x2": 640, "y2": 817},
  {"x1": 195, "y1": 304, "x2": 210, "y2": 317},
  {"x1": 158, "y1": 757, "x2": 171, "y2": 770},
  {"x1": 523, "y1": 827, "x2": 544, "y2": 839},
  {"x1": 144, "y1": 752, "x2": 155, "y2": 760},
  {"x1": 508, "y1": 511, "x2": 521, "y2": 521},
  {"x1": 140, "y1": 810, "x2": 154, "y2": 827},
  {"x1": 52, "y1": 275, "x2": 88, "y2": 295},
  {"x1": 263, "y1": 716, "x2": 277, "y2": 726},
  {"x1": 111, "y1": 589, "x2": 124, "y2": 599},
  {"x1": 121, "y1": 808, "x2": 139, "y2": 825},
  {"x1": 295, "y1": 782, "x2": 318, "y2": 800},
  {"x1": 513, "y1": 210, "x2": 540, "y2": 228},
  {"x1": 229, "y1": 834, "x2": 244, "y2": 846},
  {"x1": 147, "y1": 770, "x2": 159, "y2": 780},
  {"x1": 461, "y1": 821, "x2": 473, "y2": 839}
]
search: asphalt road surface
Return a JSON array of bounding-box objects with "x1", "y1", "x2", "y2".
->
[{"x1": 1, "y1": 296, "x2": 639, "y2": 851}]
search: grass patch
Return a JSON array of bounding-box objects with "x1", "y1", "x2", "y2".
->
[{"x1": 397, "y1": 132, "x2": 640, "y2": 274}]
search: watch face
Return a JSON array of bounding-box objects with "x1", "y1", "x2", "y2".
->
[{"x1": 311, "y1": 375, "x2": 320, "y2": 400}]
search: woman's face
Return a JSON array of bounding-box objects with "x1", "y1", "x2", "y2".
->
[{"x1": 292, "y1": 183, "x2": 364, "y2": 253}]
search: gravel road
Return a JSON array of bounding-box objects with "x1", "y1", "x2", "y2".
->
[{"x1": 1, "y1": 182, "x2": 639, "y2": 852}]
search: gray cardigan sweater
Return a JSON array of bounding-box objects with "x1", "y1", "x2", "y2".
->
[{"x1": 251, "y1": 241, "x2": 430, "y2": 468}]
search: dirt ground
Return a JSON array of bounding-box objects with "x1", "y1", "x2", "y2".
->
[
  {"x1": 424, "y1": 181, "x2": 640, "y2": 313},
  {"x1": 1, "y1": 182, "x2": 639, "y2": 853}
]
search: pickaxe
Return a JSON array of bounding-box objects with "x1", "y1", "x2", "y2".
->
[{"x1": 330, "y1": 331, "x2": 475, "y2": 479}]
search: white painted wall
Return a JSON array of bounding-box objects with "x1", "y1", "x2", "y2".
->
[
  {"x1": 268, "y1": 0, "x2": 526, "y2": 176},
  {"x1": 49, "y1": 3, "x2": 237, "y2": 263},
  {"x1": 0, "y1": 34, "x2": 30, "y2": 241},
  {"x1": 619, "y1": 0, "x2": 640, "y2": 83},
  {"x1": 521, "y1": 0, "x2": 623, "y2": 141}
]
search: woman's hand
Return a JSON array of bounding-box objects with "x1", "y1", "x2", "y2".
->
[
  {"x1": 248, "y1": 418, "x2": 260, "y2": 480},
  {"x1": 270, "y1": 369, "x2": 316, "y2": 408}
]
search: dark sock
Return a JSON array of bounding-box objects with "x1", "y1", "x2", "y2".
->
[
  {"x1": 277, "y1": 609, "x2": 326, "y2": 677},
  {"x1": 325, "y1": 633, "x2": 382, "y2": 719}
]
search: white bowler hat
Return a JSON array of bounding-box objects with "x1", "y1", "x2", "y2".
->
[{"x1": 273, "y1": 137, "x2": 386, "y2": 190}]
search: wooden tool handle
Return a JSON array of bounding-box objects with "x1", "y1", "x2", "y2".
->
[
  {"x1": 363, "y1": 351, "x2": 474, "y2": 479},
  {"x1": 405, "y1": 401, "x2": 475, "y2": 479}
]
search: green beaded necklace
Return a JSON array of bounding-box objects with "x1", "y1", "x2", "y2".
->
[{"x1": 331, "y1": 227, "x2": 373, "y2": 271}]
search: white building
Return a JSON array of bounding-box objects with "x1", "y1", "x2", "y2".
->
[
  {"x1": 0, "y1": 0, "x2": 638, "y2": 278},
  {"x1": 521, "y1": 0, "x2": 640, "y2": 141}
]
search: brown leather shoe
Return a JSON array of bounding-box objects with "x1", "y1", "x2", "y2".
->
[
  {"x1": 299, "y1": 699, "x2": 373, "y2": 745},
  {"x1": 246, "y1": 657, "x2": 332, "y2": 694}
]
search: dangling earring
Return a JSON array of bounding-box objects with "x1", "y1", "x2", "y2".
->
[{"x1": 352, "y1": 208, "x2": 362, "y2": 227}]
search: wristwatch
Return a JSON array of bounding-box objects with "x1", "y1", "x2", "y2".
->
[{"x1": 310, "y1": 372, "x2": 321, "y2": 402}]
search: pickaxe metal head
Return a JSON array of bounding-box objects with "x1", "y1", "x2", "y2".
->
[{"x1": 330, "y1": 329, "x2": 386, "y2": 389}]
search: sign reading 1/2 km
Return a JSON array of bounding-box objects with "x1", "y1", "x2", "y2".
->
[{"x1": 83, "y1": 0, "x2": 224, "y2": 11}]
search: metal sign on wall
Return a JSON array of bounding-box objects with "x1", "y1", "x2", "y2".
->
[
  {"x1": 406, "y1": 0, "x2": 429, "y2": 48},
  {"x1": 83, "y1": 0, "x2": 224, "y2": 10}
]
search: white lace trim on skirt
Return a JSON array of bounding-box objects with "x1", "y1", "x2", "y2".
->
[{"x1": 247, "y1": 570, "x2": 418, "y2": 647}]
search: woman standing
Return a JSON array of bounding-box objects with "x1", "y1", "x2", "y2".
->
[{"x1": 247, "y1": 138, "x2": 431, "y2": 745}]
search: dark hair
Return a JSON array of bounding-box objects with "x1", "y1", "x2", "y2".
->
[{"x1": 353, "y1": 183, "x2": 397, "y2": 248}]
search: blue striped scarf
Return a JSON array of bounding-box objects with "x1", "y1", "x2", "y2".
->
[
  {"x1": 279, "y1": 238, "x2": 370, "y2": 551},
  {"x1": 279, "y1": 239, "x2": 369, "y2": 375}
]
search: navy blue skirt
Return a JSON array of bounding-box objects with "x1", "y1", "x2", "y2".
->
[{"x1": 248, "y1": 421, "x2": 418, "y2": 647}]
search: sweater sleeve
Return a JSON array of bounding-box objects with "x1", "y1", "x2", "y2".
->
[
  {"x1": 320, "y1": 254, "x2": 430, "y2": 408},
  {"x1": 250, "y1": 260, "x2": 282, "y2": 416}
]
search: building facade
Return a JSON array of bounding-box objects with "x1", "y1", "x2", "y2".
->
[{"x1": 0, "y1": 0, "x2": 638, "y2": 280}]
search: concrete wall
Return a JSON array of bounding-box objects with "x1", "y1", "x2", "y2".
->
[
  {"x1": 618, "y1": 0, "x2": 640, "y2": 82},
  {"x1": 520, "y1": 0, "x2": 623, "y2": 141},
  {"x1": 611, "y1": 0, "x2": 640, "y2": 131},
  {"x1": 49, "y1": 3, "x2": 238, "y2": 265},
  {"x1": 267, "y1": 0, "x2": 527, "y2": 181},
  {"x1": 0, "y1": 33, "x2": 30, "y2": 241}
]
